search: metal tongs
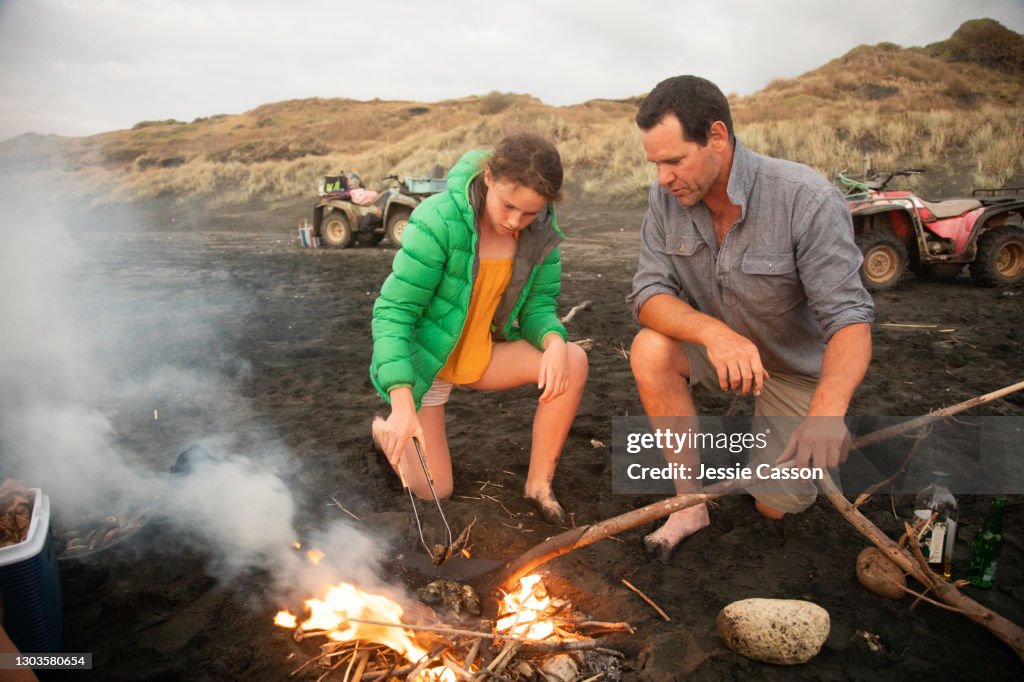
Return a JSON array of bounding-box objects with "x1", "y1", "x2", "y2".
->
[{"x1": 400, "y1": 437, "x2": 455, "y2": 565}]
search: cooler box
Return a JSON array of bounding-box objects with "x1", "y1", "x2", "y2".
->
[
  {"x1": 0, "y1": 489, "x2": 63, "y2": 653},
  {"x1": 298, "y1": 224, "x2": 319, "y2": 248}
]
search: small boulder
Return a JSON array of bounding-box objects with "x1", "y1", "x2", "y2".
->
[
  {"x1": 716, "y1": 598, "x2": 830, "y2": 665},
  {"x1": 856, "y1": 547, "x2": 906, "y2": 599}
]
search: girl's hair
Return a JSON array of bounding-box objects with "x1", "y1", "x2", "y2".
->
[{"x1": 486, "y1": 132, "x2": 563, "y2": 202}]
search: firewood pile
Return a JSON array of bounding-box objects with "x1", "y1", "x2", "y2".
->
[
  {"x1": 0, "y1": 479, "x2": 33, "y2": 548},
  {"x1": 276, "y1": 574, "x2": 629, "y2": 681}
]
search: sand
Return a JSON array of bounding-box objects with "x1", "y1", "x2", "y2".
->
[{"x1": 39, "y1": 202, "x2": 1024, "y2": 679}]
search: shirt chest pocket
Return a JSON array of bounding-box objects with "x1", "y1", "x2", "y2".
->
[
  {"x1": 663, "y1": 233, "x2": 712, "y2": 288},
  {"x1": 662, "y1": 234, "x2": 706, "y2": 258},
  {"x1": 735, "y1": 251, "x2": 803, "y2": 314}
]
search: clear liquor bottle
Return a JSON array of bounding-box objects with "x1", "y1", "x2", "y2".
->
[{"x1": 913, "y1": 471, "x2": 958, "y2": 579}]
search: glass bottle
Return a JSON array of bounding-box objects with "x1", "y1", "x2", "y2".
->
[
  {"x1": 913, "y1": 471, "x2": 958, "y2": 578},
  {"x1": 966, "y1": 496, "x2": 1006, "y2": 588}
]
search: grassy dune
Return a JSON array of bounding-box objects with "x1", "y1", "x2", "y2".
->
[{"x1": 2, "y1": 19, "x2": 1022, "y2": 212}]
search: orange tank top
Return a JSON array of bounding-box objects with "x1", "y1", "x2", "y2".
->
[{"x1": 438, "y1": 258, "x2": 514, "y2": 384}]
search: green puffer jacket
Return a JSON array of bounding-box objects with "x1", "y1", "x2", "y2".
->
[{"x1": 370, "y1": 149, "x2": 567, "y2": 408}]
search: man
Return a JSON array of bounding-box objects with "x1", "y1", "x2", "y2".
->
[{"x1": 626, "y1": 75, "x2": 874, "y2": 561}]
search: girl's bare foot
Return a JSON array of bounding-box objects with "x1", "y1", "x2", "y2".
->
[
  {"x1": 524, "y1": 489, "x2": 567, "y2": 527},
  {"x1": 642, "y1": 503, "x2": 710, "y2": 563}
]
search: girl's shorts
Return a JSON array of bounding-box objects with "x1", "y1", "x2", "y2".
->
[{"x1": 421, "y1": 376, "x2": 455, "y2": 407}]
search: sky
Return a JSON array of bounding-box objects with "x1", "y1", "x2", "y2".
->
[{"x1": 0, "y1": 0, "x2": 1022, "y2": 141}]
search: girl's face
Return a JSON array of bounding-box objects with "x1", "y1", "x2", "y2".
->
[{"x1": 482, "y1": 168, "x2": 548, "y2": 237}]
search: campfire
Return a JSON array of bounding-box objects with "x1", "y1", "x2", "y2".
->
[{"x1": 275, "y1": 560, "x2": 631, "y2": 681}]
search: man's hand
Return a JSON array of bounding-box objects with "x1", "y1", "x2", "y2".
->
[
  {"x1": 776, "y1": 416, "x2": 851, "y2": 471},
  {"x1": 704, "y1": 328, "x2": 769, "y2": 396},
  {"x1": 538, "y1": 334, "x2": 569, "y2": 404}
]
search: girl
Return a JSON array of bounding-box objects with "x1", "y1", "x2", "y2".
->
[{"x1": 370, "y1": 132, "x2": 588, "y2": 526}]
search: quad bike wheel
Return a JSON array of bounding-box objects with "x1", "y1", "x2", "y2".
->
[
  {"x1": 320, "y1": 212, "x2": 355, "y2": 248},
  {"x1": 971, "y1": 226, "x2": 1024, "y2": 286},
  {"x1": 856, "y1": 231, "x2": 908, "y2": 291},
  {"x1": 386, "y1": 207, "x2": 413, "y2": 247}
]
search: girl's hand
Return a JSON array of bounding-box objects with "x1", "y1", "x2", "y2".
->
[
  {"x1": 379, "y1": 388, "x2": 423, "y2": 467},
  {"x1": 538, "y1": 334, "x2": 569, "y2": 404}
]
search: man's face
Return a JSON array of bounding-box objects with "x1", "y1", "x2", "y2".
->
[{"x1": 641, "y1": 113, "x2": 723, "y2": 207}]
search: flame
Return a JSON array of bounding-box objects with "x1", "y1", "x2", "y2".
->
[
  {"x1": 274, "y1": 611, "x2": 297, "y2": 628},
  {"x1": 495, "y1": 574, "x2": 555, "y2": 640},
  {"x1": 275, "y1": 580, "x2": 456, "y2": 681},
  {"x1": 306, "y1": 548, "x2": 325, "y2": 565}
]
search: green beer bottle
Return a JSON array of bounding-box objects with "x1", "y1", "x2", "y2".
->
[{"x1": 966, "y1": 496, "x2": 1006, "y2": 588}]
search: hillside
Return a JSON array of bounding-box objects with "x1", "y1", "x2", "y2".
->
[{"x1": 1, "y1": 19, "x2": 1022, "y2": 219}]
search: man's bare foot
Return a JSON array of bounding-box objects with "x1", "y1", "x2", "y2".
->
[
  {"x1": 524, "y1": 489, "x2": 567, "y2": 527},
  {"x1": 643, "y1": 503, "x2": 710, "y2": 563}
]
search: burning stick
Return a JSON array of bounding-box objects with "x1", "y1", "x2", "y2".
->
[
  {"x1": 405, "y1": 644, "x2": 447, "y2": 681},
  {"x1": 441, "y1": 653, "x2": 476, "y2": 682},
  {"x1": 349, "y1": 650, "x2": 370, "y2": 682},
  {"x1": 463, "y1": 638, "x2": 481, "y2": 671},
  {"x1": 485, "y1": 639, "x2": 520, "y2": 678},
  {"x1": 571, "y1": 620, "x2": 634, "y2": 635},
  {"x1": 620, "y1": 579, "x2": 670, "y2": 622},
  {"x1": 517, "y1": 639, "x2": 604, "y2": 654}
]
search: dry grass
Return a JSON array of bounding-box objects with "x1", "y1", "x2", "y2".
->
[{"x1": 3, "y1": 26, "x2": 1022, "y2": 209}]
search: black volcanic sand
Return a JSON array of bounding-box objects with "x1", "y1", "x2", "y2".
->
[{"x1": 49, "y1": 203, "x2": 1024, "y2": 680}]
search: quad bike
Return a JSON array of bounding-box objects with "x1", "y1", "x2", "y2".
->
[
  {"x1": 836, "y1": 169, "x2": 1024, "y2": 290},
  {"x1": 312, "y1": 172, "x2": 447, "y2": 248}
]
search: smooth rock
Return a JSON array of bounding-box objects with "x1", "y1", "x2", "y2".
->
[
  {"x1": 716, "y1": 598, "x2": 830, "y2": 665},
  {"x1": 856, "y1": 547, "x2": 906, "y2": 599}
]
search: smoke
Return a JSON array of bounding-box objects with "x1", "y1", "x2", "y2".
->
[{"x1": 0, "y1": 184, "x2": 383, "y2": 593}]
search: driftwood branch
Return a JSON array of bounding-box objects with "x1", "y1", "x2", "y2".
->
[
  {"x1": 496, "y1": 477, "x2": 752, "y2": 590},
  {"x1": 560, "y1": 300, "x2": 591, "y2": 324},
  {"x1": 494, "y1": 380, "x2": 1024, "y2": 657},
  {"x1": 853, "y1": 424, "x2": 932, "y2": 508},
  {"x1": 820, "y1": 470, "x2": 1024, "y2": 661},
  {"x1": 851, "y1": 379, "x2": 1024, "y2": 449}
]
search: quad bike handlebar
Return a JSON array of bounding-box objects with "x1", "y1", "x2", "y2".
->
[{"x1": 836, "y1": 168, "x2": 926, "y2": 197}]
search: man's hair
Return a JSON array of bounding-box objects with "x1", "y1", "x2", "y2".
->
[
  {"x1": 487, "y1": 132, "x2": 564, "y2": 202},
  {"x1": 635, "y1": 75, "x2": 734, "y2": 146}
]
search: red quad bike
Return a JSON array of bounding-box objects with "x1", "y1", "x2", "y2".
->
[{"x1": 836, "y1": 169, "x2": 1024, "y2": 290}]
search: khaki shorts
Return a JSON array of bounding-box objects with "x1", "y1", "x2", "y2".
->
[{"x1": 684, "y1": 343, "x2": 822, "y2": 514}]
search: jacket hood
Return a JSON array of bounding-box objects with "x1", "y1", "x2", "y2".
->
[{"x1": 447, "y1": 149, "x2": 489, "y2": 218}]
